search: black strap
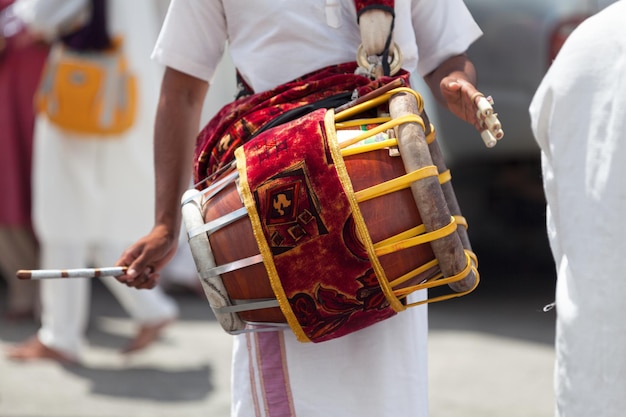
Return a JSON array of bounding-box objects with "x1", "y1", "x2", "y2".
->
[
  {"x1": 62, "y1": 0, "x2": 111, "y2": 51},
  {"x1": 381, "y1": 16, "x2": 394, "y2": 76},
  {"x1": 250, "y1": 92, "x2": 353, "y2": 139},
  {"x1": 356, "y1": 5, "x2": 396, "y2": 77},
  {"x1": 235, "y1": 70, "x2": 254, "y2": 100}
]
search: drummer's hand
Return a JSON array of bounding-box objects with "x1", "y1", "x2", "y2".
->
[
  {"x1": 440, "y1": 76, "x2": 484, "y2": 133},
  {"x1": 115, "y1": 224, "x2": 178, "y2": 289}
]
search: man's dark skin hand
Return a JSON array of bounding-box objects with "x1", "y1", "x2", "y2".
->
[{"x1": 425, "y1": 53, "x2": 484, "y2": 132}]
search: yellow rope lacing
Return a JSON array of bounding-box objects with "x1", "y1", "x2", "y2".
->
[
  {"x1": 338, "y1": 114, "x2": 425, "y2": 150},
  {"x1": 394, "y1": 251, "x2": 480, "y2": 309},
  {"x1": 374, "y1": 216, "x2": 458, "y2": 257},
  {"x1": 426, "y1": 124, "x2": 436, "y2": 144},
  {"x1": 335, "y1": 117, "x2": 391, "y2": 128},
  {"x1": 340, "y1": 138, "x2": 398, "y2": 157},
  {"x1": 354, "y1": 165, "x2": 437, "y2": 202},
  {"x1": 369, "y1": 215, "x2": 478, "y2": 308},
  {"x1": 329, "y1": 89, "x2": 480, "y2": 309},
  {"x1": 373, "y1": 215, "x2": 467, "y2": 252},
  {"x1": 335, "y1": 87, "x2": 425, "y2": 122}
]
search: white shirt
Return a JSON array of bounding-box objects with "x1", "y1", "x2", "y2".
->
[
  {"x1": 153, "y1": 0, "x2": 482, "y2": 93},
  {"x1": 33, "y1": 0, "x2": 165, "y2": 244}
]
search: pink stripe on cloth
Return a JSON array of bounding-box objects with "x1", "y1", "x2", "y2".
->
[{"x1": 252, "y1": 331, "x2": 295, "y2": 417}]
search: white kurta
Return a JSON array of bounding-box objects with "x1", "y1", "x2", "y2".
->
[
  {"x1": 529, "y1": 2, "x2": 626, "y2": 416},
  {"x1": 33, "y1": 0, "x2": 164, "y2": 244},
  {"x1": 153, "y1": 0, "x2": 482, "y2": 92},
  {"x1": 31, "y1": 0, "x2": 178, "y2": 358},
  {"x1": 154, "y1": 1, "x2": 481, "y2": 416}
]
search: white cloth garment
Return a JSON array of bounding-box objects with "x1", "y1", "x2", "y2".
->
[
  {"x1": 529, "y1": 2, "x2": 626, "y2": 416},
  {"x1": 154, "y1": 1, "x2": 481, "y2": 416},
  {"x1": 37, "y1": 241, "x2": 177, "y2": 356},
  {"x1": 13, "y1": 0, "x2": 91, "y2": 40},
  {"x1": 153, "y1": 0, "x2": 482, "y2": 93},
  {"x1": 32, "y1": 0, "x2": 178, "y2": 358}
]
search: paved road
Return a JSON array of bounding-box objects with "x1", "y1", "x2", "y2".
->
[
  {"x1": 0, "y1": 256, "x2": 557, "y2": 417},
  {"x1": 1, "y1": 157, "x2": 558, "y2": 416}
]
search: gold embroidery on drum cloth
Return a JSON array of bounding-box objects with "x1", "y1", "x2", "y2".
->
[
  {"x1": 234, "y1": 147, "x2": 310, "y2": 342},
  {"x1": 325, "y1": 109, "x2": 404, "y2": 313}
]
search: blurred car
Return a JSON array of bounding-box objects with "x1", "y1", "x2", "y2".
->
[{"x1": 427, "y1": 0, "x2": 618, "y2": 164}]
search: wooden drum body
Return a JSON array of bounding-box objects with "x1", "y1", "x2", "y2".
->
[{"x1": 182, "y1": 87, "x2": 478, "y2": 342}]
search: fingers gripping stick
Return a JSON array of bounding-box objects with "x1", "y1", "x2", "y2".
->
[{"x1": 475, "y1": 94, "x2": 504, "y2": 148}]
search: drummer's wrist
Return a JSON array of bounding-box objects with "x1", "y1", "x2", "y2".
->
[{"x1": 153, "y1": 216, "x2": 181, "y2": 240}]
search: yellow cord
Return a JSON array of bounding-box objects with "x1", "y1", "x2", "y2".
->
[
  {"x1": 335, "y1": 117, "x2": 391, "y2": 128},
  {"x1": 335, "y1": 87, "x2": 425, "y2": 122},
  {"x1": 374, "y1": 217, "x2": 458, "y2": 257},
  {"x1": 341, "y1": 139, "x2": 398, "y2": 157},
  {"x1": 354, "y1": 166, "x2": 438, "y2": 202},
  {"x1": 338, "y1": 114, "x2": 425, "y2": 150}
]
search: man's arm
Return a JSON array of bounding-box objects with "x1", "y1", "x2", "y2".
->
[
  {"x1": 116, "y1": 67, "x2": 209, "y2": 289},
  {"x1": 424, "y1": 53, "x2": 482, "y2": 132}
]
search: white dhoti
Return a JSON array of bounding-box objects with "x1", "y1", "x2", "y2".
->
[
  {"x1": 231, "y1": 294, "x2": 429, "y2": 417},
  {"x1": 530, "y1": 3, "x2": 626, "y2": 415},
  {"x1": 31, "y1": 0, "x2": 178, "y2": 358}
]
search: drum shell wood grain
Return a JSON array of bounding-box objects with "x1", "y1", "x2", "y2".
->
[{"x1": 201, "y1": 148, "x2": 439, "y2": 324}]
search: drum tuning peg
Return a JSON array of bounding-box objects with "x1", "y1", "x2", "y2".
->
[
  {"x1": 475, "y1": 95, "x2": 504, "y2": 148},
  {"x1": 481, "y1": 129, "x2": 497, "y2": 148},
  {"x1": 475, "y1": 95, "x2": 493, "y2": 118}
]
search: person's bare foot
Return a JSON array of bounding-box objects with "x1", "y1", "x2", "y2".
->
[
  {"x1": 122, "y1": 319, "x2": 174, "y2": 354},
  {"x1": 6, "y1": 337, "x2": 78, "y2": 365}
]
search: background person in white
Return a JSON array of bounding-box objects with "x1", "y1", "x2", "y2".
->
[
  {"x1": 529, "y1": 1, "x2": 626, "y2": 415},
  {"x1": 117, "y1": 1, "x2": 486, "y2": 416},
  {"x1": 7, "y1": 0, "x2": 178, "y2": 363}
]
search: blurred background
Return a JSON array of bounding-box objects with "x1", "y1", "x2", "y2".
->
[
  {"x1": 0, "y1": 0, "x2": 619, "y2": 416},
  {"x1": 423, "y1": 0, "x2": 619, "y2": 297}
]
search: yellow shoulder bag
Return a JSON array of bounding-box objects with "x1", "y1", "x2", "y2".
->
[{"x1": 35, "y1": 37, "x2": 137, "y2": 136}]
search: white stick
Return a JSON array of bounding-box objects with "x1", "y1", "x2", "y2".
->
[{"x1": 16, "y1": 267, "x2": 127, "y2": 280}]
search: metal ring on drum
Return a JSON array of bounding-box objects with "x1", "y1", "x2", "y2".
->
[
  {"x1": 182, "y1": 175, "x2": 288, "y2": 335},
  {"x1": 356, "y1": 42, "x2": 403, "y2": 77}
]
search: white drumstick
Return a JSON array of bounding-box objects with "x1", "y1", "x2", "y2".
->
[{"x1": 16, "y1": 266, "x2": 128, "y2": 280}]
